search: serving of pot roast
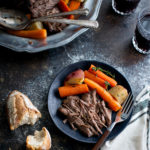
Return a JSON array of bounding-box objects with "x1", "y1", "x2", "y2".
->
[
  {"x1": 0, "y1": 0, "x2": 67, "y2": 32},
  {"x1": 58, "y1": 90, "x2": 112, "y2": 137}
]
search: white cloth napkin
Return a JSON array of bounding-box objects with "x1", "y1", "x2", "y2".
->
[{"x1": 101, "y1": 86, "x2": 150, "y2": 150}]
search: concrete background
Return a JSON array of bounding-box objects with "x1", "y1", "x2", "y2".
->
[{"x1": 0, "y1": 0, "x2": 150, "y2": 149}]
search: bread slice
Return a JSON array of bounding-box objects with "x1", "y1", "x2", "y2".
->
[
  {"x1": 6, "y1": 90, "x2": 41, "y2": 130},
  {"x1": 109, "y1": 85, "x2": 128, "y2": 105},
  {"x1": 26, "y1": 127, "x2": 51, "y2": 150}
]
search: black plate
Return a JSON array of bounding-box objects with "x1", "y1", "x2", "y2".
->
[{"x1": 48, "y1": 60, "x2": 133, "y2": 143}]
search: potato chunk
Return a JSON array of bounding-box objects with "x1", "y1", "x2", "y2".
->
[
  {"x1": 27, "y1": 22, "x2": 44, "y2": 30},
  {"x1": 109, "y1": 85, "x2": 128, "y2": 105},
  {"x1": 64, "y1": 69, "x2": 84, "y2": 85}
]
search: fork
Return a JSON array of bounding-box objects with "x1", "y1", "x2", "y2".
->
[
  {"x1": 0, "y1": 8, "x2": 99, "y2": 30},
  {"x1": 92, "y1": 93, "x2": 133, "y2": 150}
]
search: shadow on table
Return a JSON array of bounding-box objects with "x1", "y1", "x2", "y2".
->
[{"x1": 0, "y1": 140, "x2": 26, "y2": 150}]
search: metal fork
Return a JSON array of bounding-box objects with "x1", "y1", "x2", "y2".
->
[
  {"x1": 92, "y1": 93, "x2": 133, "y2": 150},
  {"x1": 0, "y1": 8, "x2": 99, "y2": 30}
]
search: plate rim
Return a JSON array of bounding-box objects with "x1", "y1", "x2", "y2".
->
[{"x1": 47, "y1": 60, "x2": 133, "y2": 143}]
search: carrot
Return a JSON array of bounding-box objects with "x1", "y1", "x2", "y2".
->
[
  {"x1": 89, "y1": 64, "x2": 117, "y2": 87},
  {"x1": 63, "y1": 0, "x2": 70, "y2": 4},
  {"x1": 84, "y1": 78, "x2": 121, "y2": 111},
  {"x1": 58, "y1": 84, "x2": 89, "y2": 98},
  {"x1": 84, "y1": 70, "x2": 107, "y2": 89},
  {"x1": 69, "y1": 0, "x2": 81, "y2": 10},
  {"x1": 26, "y1": 14, "x2": 31, "y2": 19},
  {"x1": 8, "y1": 29, "x2": 47, "y2": 39},
  {"x1": 58, "y1": 0, "x2": 74, "y2": 19}
]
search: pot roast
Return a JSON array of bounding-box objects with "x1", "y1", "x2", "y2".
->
[
  {"x1": 29, "y1": 0, "x2": 66, "y2": 32},
  {"x1": 1, "y1": 0, "x2": 66, "y2": 32},
  {"x1": 58, "y1": 90, "x2": 112, "y2": 137}
]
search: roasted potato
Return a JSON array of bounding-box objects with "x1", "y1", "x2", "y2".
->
[
  {"x1": 27, "y1": 22, "x2": 44, "y2": 30},
  {"x1": 109, "y1": 85, "x2": 128, "y2": 105},
  {"x1": 64, "y1": 69, "x2": 84, "y2": 85}
]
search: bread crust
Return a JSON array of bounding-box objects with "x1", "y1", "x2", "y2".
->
[
  {"x1": 26, "y1": 127, "x2": 51, "y2": 150},
  {"x1": 6, "y1": 90, "x2": 41, "y2": 130}
]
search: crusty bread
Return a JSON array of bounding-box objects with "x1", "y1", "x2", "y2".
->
[
  {"x1": 26, "y1": 127, "x2": 51, "y2": 150},
  {"x1": 109, "y1": 85, "x2": 128, "y2": 105},
  {"x1": 6, "y1": 90, "x2": 41, "y2": 130}
]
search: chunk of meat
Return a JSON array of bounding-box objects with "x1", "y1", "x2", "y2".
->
[
  {"x1": 67, "y1": 113, "x2": 81, "y2": 124},
  {"x1": 89, "y1": 126, "x2": 99, "y2": 136},
  {"x1": 58, "y1": 107, "x2": 69, "y2": 116},
  {"x1": 87, "y1": 111, "x2": 103, "y2": 134},
  {"x1": 67, "y1": 96, "x2": 80, "y2": 101},
  {"x1": 29, "y1": 0, "x2": 60, "y2": 17},
  {"x1": 101, "y1": 101, "x2": 112, "y2": 126},
  {"x1": 93, "y1": 113, "x2": 107, "y2": 128},
  {"x1": 101, "y1": 114, "x2": 106, "y2": 125},
  {"x1": 29, "y1": 0, "x2": 66, "y2": 32},
  {"x1": 79, "y1": 125, "x2": 94, "y2": 137},
  {"x1": 80, "y1": 99, "x2": 90, "y2": 107},
  {"x1": 91, "y1": 90, "x2": 97, "y2": 105},
  {"x1": 64, "y1": 96, "x2": 81, "y2": 113},
  {"x1": 81, "y1": 92, "x2": 92, "y2": 103},
  {"x1": 62, "y1": 104, "x2": 74, "y2": 113},
  {"x1": 79, "y1": 101, "x2": 88, "y2": 119}
]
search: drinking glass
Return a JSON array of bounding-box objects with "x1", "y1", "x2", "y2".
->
[
  {"x1": 112, "y1": 0, "x2": 140, "y2": 15},
  {"x1": 132, "y1": 8, "x2": 150, "y2": 54}
]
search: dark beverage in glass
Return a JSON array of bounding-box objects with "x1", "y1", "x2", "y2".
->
[
  {"x1": 112, "y1": 0, "x2": 140, "y2": 15},
  {"x1": 132, "y1": 9, "x2": 150, "y2": 54}
]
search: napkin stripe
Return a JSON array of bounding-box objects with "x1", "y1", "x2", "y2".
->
[
  {"x1": 130, "y1": 105, "x2": 148, "y2": 123},
  {"x1": 147, "y1": 101, "x2": 150, "y2": 150},
  {"x1": 129, "y1": 112, "x2": 147, "y2": 125},
  {"x1": 146, "y1": 117, "x2": 149, "y2": 150}
]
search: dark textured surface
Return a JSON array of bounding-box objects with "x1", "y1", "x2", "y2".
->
[{"x1": 0, "y1": 0, "x2": 150, "y2": 150}]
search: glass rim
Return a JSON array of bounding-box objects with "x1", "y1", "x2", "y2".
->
[{"x1": 137, "y1": 8, "x2": 150, "y2": 39}]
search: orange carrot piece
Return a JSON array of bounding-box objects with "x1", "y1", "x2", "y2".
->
[
  {"x1": 84, "y1": 70, "x2": 107, "y2": 89},
  {"x1": 58, "y1": 84, "x2": 89, "y2": 98},
  {"x1": 26, "y1": 14, "x2": 31, "y2": 19},
  {"x1": 63, "y1": 0, "x2": 70, "y2": 4},
  {"x1": 84, "y1": 78, "x2": 121, "y2": 111},
  {"x1": 89, "y1": 64, "x2": 117, "y2": 87},
  {"x1": 58, "y1": 0, "x2": 74, "y2": 19},
  {"x1": 69, "y1": 0, "x2": 81, "y2": 10},
  {"x1": 58, "y1": 0, "x2": 70, "y2": 12},
  {"x1": 8, "y1": 29, "x2": 47, "y2": 39}
]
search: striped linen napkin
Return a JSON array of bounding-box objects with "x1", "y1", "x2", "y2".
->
[{"x1": 101, "y1": 86, "x2": 150, "y2": 150}]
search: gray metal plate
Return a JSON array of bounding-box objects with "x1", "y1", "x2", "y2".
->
[{"x1": 0, "y1": 0, "x2": 102, "y2": 53}]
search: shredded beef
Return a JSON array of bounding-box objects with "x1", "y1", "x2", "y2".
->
[
  {"x1": 58, "y1": 90, "x2": 112, "y2": 137},
  {"x1": 29, "y1": 0, "x2": 60, "y2": 17},
  {"x1": 101, "y1": 101, "x2": 112, "y2": 126},
  {"x1": 29, "y1": 0, "x2": 66, "y2": 32}
]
